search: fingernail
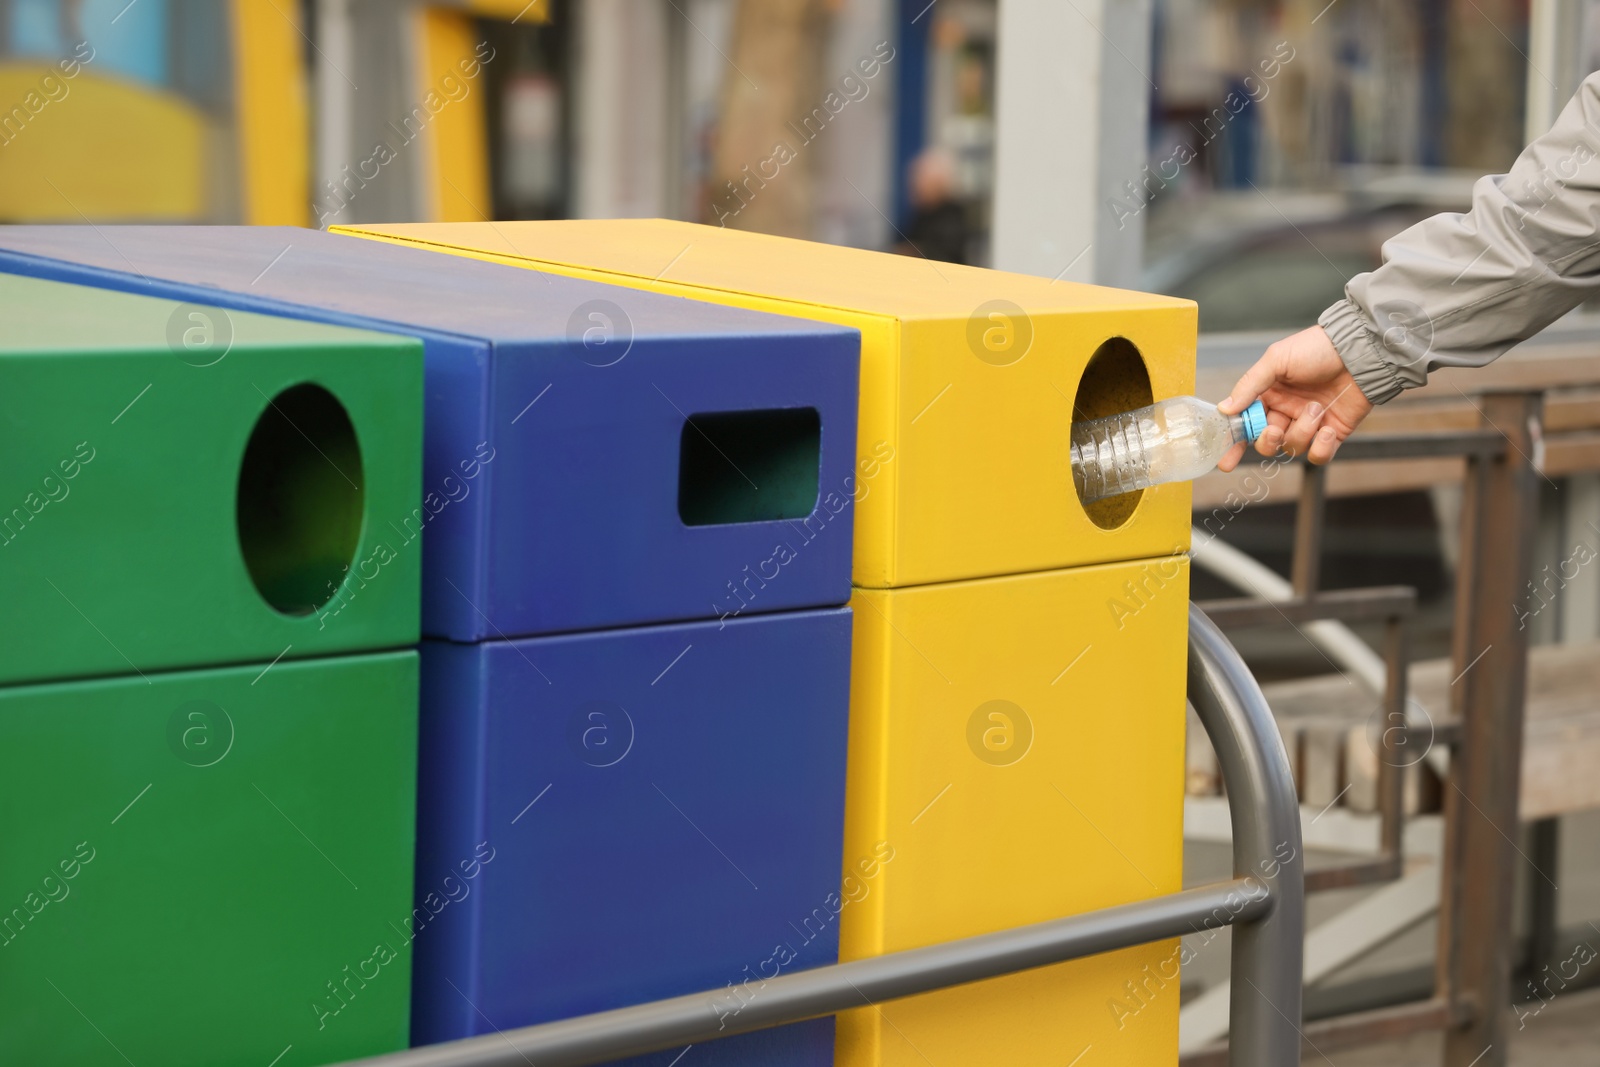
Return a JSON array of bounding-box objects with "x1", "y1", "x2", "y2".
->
[{"x1": 1307, "y1": 402, "x2": 1324, "y2": 420}]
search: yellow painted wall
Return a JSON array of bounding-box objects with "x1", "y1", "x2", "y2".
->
[
  {"x1": 0, "y1": 66, "x2": 205, "y2": 220},
  {"x1": 232, "y1": 0, "x2": 310, "y2": 226},
  {"x1": 459, "y1": 0, "x2": 549, "y2": 19},
  {"x1": 413, "y1": 7, "x2": 494, "y2": 222}
]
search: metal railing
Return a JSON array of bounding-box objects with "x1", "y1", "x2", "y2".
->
[
  {"x1": 1186, "y1": 393, "x2": 1543, "y2": 1067},
  {"x1": 334, "y1": 605, "x2": 1305, "y2": 1067}
]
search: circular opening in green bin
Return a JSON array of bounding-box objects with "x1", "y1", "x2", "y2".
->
[
  {"x1": 1072, "y1": 337, "x2": 1154, "y2": 531},
  {"x1": 237, "y1": 384, "x2": 365, "y2": 616}
]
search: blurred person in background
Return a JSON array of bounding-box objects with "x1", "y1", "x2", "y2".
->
[
  {"x1": 1217, "y1": 70, "x2": 1600, "y2": 470},
  {"x1": 897, "y1": 146, "x2": 971, "y2": 265}
]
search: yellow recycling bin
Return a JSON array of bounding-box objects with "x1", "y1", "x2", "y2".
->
[
  {"x1": 844, "y1": 561, "x2": 1188, "y2": 1064},
  {"x1": 335, "y1": 219, "x2": 1195, "y2": 1066}
]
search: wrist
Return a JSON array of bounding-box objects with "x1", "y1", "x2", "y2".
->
[{"x1": 1317, "y1": 300, "x2": 1403, "y2": 406}]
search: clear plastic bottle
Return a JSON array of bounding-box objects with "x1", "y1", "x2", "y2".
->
[{"x1": 1071, "y1": 396, "x2": 1267, "y2": 504}]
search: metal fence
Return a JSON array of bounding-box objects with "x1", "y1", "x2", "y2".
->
[{"x1": 1188, "y1": 392, "x2": 1542, "y2": 1066}]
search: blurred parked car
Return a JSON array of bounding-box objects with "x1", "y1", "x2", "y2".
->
[{"x1": 1140, "y1": 172, "x2": 1481, "y2": 332}]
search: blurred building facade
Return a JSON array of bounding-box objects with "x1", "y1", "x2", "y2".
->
[
  {"x1": 3, "y1": 0, "x2": 1599, "y2": 294},
  {"x1": 0, "y1": 0, "x2": 307, "y2": 224}
]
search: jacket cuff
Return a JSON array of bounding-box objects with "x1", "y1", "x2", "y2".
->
[{"x1": 1318, "y1": 298, "x2": 1407, "y2": 406}]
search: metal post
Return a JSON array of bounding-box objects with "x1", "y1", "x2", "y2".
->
[
  {"x1": 1378, "y1": 616, "x2": 1408, "y2": 863},
  {"x1": 1524, "y1": 817, "x2": 1561, "y2": 987},
  {"x1": 1558, "y1": 474, "x2": 1600, "y2": 640},
  {"x1": 1291, "y1": 463, "x2": 1328, "y2": 599},
  {"x1": 1438, "y1": 392, "x2": 1542, "y2": 1067},
  {"x1": 1187, "y1": 605, "x2": 1305, "y2": 1067}
]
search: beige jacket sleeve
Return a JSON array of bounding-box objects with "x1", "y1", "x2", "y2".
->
[{"x1": 1319, "y1": 70, "x2": 1600, "y2": 404}]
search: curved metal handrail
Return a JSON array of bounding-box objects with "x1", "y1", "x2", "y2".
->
[
  {"x1": 1187, "y1": 603, "x2": 1305, "y2": 1065},
  {"x1": 334, "y1": 604, "x2": 1303, "y2": 1067}
]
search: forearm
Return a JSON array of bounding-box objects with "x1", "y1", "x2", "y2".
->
[{"x1": 1321, "y1": 71, "x2": 1600, "y2": 404}]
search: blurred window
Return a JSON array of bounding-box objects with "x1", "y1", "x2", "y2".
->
[
  {"x1": 480, "y1": 4, "x2": 570, "y2": 221},
  {"x1": 1142, "y1": 0, "x2": 1534, "y2": 332},
  {"x1": 0, "y1": 0, "x2": 238, "y2": 222}
]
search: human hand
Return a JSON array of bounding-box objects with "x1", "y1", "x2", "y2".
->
[{"x1": 1215, "y1": 326, "x2": 1374, "y2": 471}]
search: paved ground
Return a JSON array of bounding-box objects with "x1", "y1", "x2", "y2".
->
[{"x1": 1327, "y1": 987, "x2": 1600, "y2": 1066}]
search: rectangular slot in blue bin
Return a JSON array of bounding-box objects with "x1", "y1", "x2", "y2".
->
[
  {"x1": 0, "y1": 227, "x2": 860, "y2": 641},
  {"x1": 678, "y1": 407, "x2": 823, "y2": 526},
  {"x1": 413, "y1": 606, "x2": 854, "y2": 1065}
]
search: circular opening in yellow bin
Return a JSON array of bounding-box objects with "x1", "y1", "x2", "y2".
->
[
  {"x1": 237, "y1": 384, "x2": 366, "y2": 616},
  {"x1": 1072, "y1": 337, "x2": 1154, "y2": 530}
]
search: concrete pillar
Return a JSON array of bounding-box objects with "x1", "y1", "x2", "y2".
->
[
  {"x1": 816, "y1": 0, "x2": 897, "y2": 249},
  {"x1": 314, "y1": 0, "x2": 357, "y2": 226},
  {"x1": 990, "y1": 0, "x2": 1153, "y2": 287},
  {"x1": 1525, "y1": 0, "x2": 1590, "y2": 139},
  {"x1": 313, "y1": 0, "x2": 431, "y2": 226},
  {"x1": 573, "y1": 0, "x2": 672, "y2": 219}
]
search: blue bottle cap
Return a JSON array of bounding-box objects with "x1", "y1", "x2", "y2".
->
[{"x1": 1240, "y1": 399, "x2": 1268, "y2": 443}]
